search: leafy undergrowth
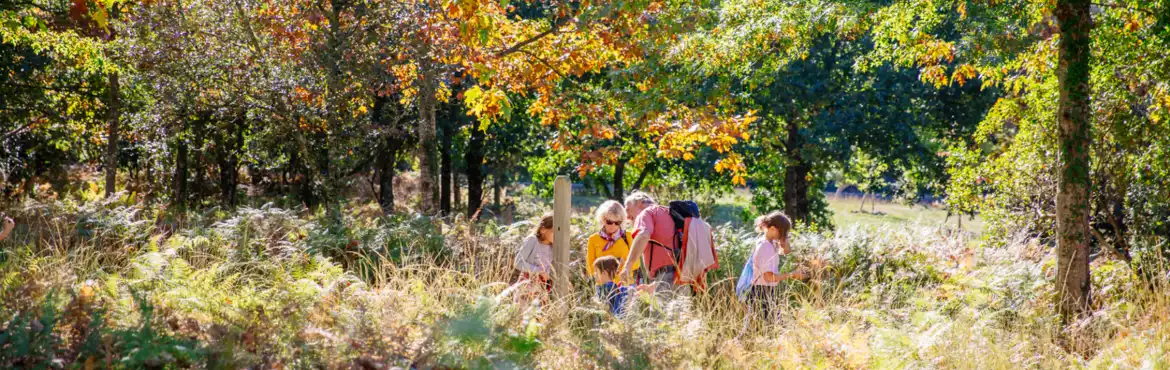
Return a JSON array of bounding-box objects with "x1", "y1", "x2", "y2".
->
[{"x1": 1, "y1": 197, "x2": 1168, "y2": 369}]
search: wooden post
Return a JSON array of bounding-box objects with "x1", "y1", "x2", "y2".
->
[{"x1": 553, "y1": 176, "x2": 571, "y2": 298}]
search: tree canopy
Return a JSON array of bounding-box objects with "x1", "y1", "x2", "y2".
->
[{"x1": 3, "y1": 0, "x2": 1169, "y2": 326}]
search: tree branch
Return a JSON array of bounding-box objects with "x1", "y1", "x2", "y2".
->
[
  {"x1": 494, "y1": 16, "x2": 570, "y2": 57},
  {"x1": 629, "y1": 160, "x2": 657, "y2": 192},
  {"x1": 596, "y1": 174, "x2": 613, "y2": 199},
  {"x1": 3, "y1": 121, "x2": 36, "y2": 139},
  {"x1": 1090, "y1": 227, "x2": 1131, "y2": 263},
  {"x1": 516, "y1": 49, "x2": 568, "y2": 79}
]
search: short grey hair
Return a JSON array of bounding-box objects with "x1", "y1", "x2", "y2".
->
[
  {"x1": 623, "y1": 191, "x2": 656, "y2": 209},
  {"x1": 594, "y1": 200, "x2": 625, "y2": 227}
]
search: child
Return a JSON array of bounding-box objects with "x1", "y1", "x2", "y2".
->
[
  {"x1": 593, "y1": 255, "x2": 655, "y2": 316},
  {"x1": 748, "y1": 211, "x2": 805, "y2": 320},
  {"x1": 585, "y1": 201, "x2": 640, "y2": 286},
  {"x1": 514, "y1": 214, "x2": 555, "y2": 302}
]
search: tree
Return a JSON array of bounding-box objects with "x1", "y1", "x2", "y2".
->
[
  {"x1": 1052, "y1": 0, "x2": 1093, "y2": 323},
  {"x1": 1, "y1": 0, "x2": 119, "y2": 197},
  {"x1": 372, "y1": 93, "x2": 415, "y2": 215},
  {"x1": 844, "y1": 148, "x2": 888, "y2": 214},
  {"x1": 125, "y1": 0, "x2": 258, "y2": 209},
  {"x1": 104, "y1": 71, "x2": 121, "y2": 197},
  {"x1": 860, "y1": 0, "x2": 1170, "y2": 325},
  {"x1": 528, "y1": 72, "x2": 668, "y2": 201}
]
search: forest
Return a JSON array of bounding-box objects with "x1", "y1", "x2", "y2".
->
[{"x1": 1, "y1": 0, "x2": 1169, "y2": 368}]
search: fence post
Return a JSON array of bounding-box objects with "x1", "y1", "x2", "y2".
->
[{"x1": 553, "y1": 176, "x2": 571, "y2": 298}]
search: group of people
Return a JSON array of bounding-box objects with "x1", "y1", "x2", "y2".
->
[{"x1": 512, "y1": 191, "x2": 806, "y2": 317}]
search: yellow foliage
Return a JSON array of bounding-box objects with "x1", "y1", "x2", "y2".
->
[
  {"x1": 951, "y1": 64, "x2": 977, "y2": 87},
  {"x1": 921, "y1": 65, "x2": 949, "y2": 88}
]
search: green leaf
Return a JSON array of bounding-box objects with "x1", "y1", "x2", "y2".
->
[
  {"x1": 92, "y1": 7, "x2": 109, "y2": 29},
  {"x1": 499, "y1": 95, "x2": 513, "y2": 119}
]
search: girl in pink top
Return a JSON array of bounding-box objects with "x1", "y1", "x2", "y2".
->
[{"x1": 749, "y1": 211, "x2": 806, "y2": 319}]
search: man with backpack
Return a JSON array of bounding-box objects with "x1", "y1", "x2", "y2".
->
[{"x1": 619, "y1": 191, "x2": 717, "y2": 297}]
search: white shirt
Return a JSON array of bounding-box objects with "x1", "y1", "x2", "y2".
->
[{"x1": 514, "y1": 235, "x2": 553, "y2": 275}]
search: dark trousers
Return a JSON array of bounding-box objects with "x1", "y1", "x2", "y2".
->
[{"x1": 747, "y1": 285, "x2": 777, "y2": 322}]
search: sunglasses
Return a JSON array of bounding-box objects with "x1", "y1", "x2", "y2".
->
[{"x1": 604, "y1": 219, "x2": 622, "y2": 226}]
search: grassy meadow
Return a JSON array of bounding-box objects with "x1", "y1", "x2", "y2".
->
[
  {"x1": 568, "y1": 188, "x2": 983, "y2": 235},
  {"x1": 0, "y1": 185, "x2": 1165, "y2": 368},
  {"x1": 825, "y1": 195, "x2": 984, "y2": 236}
]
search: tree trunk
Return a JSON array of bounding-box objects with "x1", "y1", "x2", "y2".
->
[
  {"x1": 321, "y1": 2, "x2": 345, "y2": 221},
  {"x1": 232, "y1": 113, "x2": 244, "y2": 203},
  {"x1": 417, "y1": 69, "x2": 440, "y2": 214},
  {"x1": 372, "y1": 94, "x2": 407, "y2": 216},
  {"x1": 312, "y1": 130, "x2": 331, "y2": 215},
  {"x1": 103, "y1": 72, "x2": 120, "y2": 198},
  {"x1": 453, "y1": 174, "x2": 462, "y2": 212},
  {"x1": 173, "y1": 133, "x2": 189, "y2": 210},
  {"x1": 1054, "y1": 0, "x2": 1094, "y2": 325},
  {"x1": 465, "y1": 124, "x2": 486, "y2": 219},
  {"x1": 493, "y1": 173, "x2": 503, "y2": 210},
  {"x1": 440, "y1": 115, "x2": 453, "y2": 215},
  {"x1": 612, "y1": 159, "x2": 626, "y2": 201},
  {"x1": 783, "y1": 119, "x2": 812, "y2": 223},
  {"x1": 377, "y1": 140, "x2": 399, "y2": 215},
  {"x1": 216, "y1": 112, "x2": 244, "y2": 207},
  {"x1": 291, "y1": 148, "x2": 317, "y2": 209},
  {"x1": 192, "y1": 113, "x2": 208, "y2": 200}
]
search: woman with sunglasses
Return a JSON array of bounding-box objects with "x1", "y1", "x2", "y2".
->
[{"x1": 585, "y1": 200, "x2": 640, "y2": 286}]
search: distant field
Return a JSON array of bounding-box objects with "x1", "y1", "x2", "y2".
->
[
  {"x1": 826, "y1": 194, "x2": 983, "y2": 234},
  {"x1": 550, "y1": 187, "x2": 983, "y2": 235},
  {"x1": 698, "y1": 188, "x2": 983, "y2": 234}
]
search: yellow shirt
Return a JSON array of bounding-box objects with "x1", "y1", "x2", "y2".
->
[{"x1": 585, "y1": 232, "x2": 641, "y2": 285}]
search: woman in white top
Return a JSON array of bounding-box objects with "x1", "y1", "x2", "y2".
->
[{"x1": 514, "y1": 214, "x2": 555, "y2": 301}]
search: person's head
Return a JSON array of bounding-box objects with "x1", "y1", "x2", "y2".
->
[
  {"x1": 593, "y1": 255, "x2": 621, "y2": 283},
  {"x1": 623, "y1": 191, "x2": 656, "y2": 221},
  {"x1": 755, "y1": 211, "x2": 792, "y2": 243},
  {"x1": 532, "y1": 214, "x2": 555, "y2": 244},
  {"x1": 595, "y1": 200, "x2": 626, "y2": 234}
]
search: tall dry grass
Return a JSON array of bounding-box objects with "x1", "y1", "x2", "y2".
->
[{"x1": 0, "y1": 195, "x2": 1167, "y2": 368}]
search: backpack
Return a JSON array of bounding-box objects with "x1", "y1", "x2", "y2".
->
[
  {"x1": 647, "y1": 200, "x2": 704, "y2": 276},
  {"x1": 735, "y1": 248, "x2": 756, "y2": 302},
  {"x1": 668, "y1": 200, "x2": 701, "y2": 229}
]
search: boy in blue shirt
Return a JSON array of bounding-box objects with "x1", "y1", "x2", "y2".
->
[{"x1": 593, "y1": 256, "x2": 655, "y2": 316}]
